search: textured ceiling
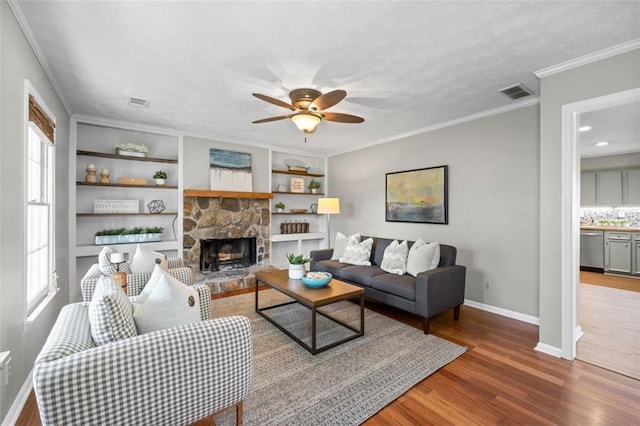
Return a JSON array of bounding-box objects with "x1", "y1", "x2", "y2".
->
[
  {"x1": 10, "y1": 1, "x2": 640, "y2": 156},
  {"x1": 580, "y1": 101, "x2": 640, "y2": 159}
]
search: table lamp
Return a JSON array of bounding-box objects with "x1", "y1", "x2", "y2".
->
[
  {"x1": 110, "y1": 252, "x2": 127, "y2": 294},
  {"x1": 317, "y1": 197, "x2": 340, "y2": 247}
]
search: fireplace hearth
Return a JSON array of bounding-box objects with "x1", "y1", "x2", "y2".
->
[{"x1": 200, "y1": 237, "x2": 257, "y2": 271}]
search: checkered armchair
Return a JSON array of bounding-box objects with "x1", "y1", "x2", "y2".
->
[
  {"x1": 33, "y1": 302, "x2": 253, "y2": 425},
  {"x1": 80, "y1": 257, "x2": 196, "y2": 301}
]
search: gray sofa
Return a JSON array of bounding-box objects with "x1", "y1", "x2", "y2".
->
[{"x1": 310, "y1": 236, "x2": 466, "y2": 334}]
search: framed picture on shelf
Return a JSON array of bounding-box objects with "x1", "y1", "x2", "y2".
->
[
  {"x1": 385, "y1": 165, "x2": 448, "y2": 224},
  {"x1": 290, "y1": 177, "x2": 305, "y2": 193}
]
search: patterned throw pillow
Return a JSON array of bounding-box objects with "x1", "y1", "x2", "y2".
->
[
  {"x1": 88, "y1": 276, "x2": 137, "y2": 345},
  {"x1": 406, "y1": 238, "x2": 440, "y2": 277},
  {"x1": 380, "y1": 240, "x2": 409, "y2": 275},
  {"x1": 98, "y1": 246, "x2": 131, "y2": 275},
  {"x1": 129, "y1": 244, "x2": 168, "y2": 273},
  {"x1": 339, "y1": 238, "x2": 374, "y2": 266},
  {"x1": 133, "y1": 265, "x2": 201, "y2": 334},
  {"x1": 331, "y1": 232, "x2": 361, "y2": 260}
]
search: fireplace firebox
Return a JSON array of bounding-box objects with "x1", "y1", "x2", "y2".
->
[{"x1": 199, "y1": 237, "x2": 257, "y2": 271}]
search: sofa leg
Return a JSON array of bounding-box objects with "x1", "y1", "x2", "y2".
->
[
  {"x1": 453, "y1": 305, "x2": 461, "y2": 321},
  {"x1": 422, "y1": 317, "x2": 430, "y2": 334},
  {"x1": 236, "y1": 401, "x2": 243, "y2": 426}
]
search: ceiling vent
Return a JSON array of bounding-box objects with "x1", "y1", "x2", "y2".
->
[
  {"x1": 128, "y1": 97, "x2": 150, "y2": 108},
  {"x1": 498, "y1": 84, "x2": 534, "y2": 100}
]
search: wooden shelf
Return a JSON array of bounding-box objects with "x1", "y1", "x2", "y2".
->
[
  {"x1": 273, "y1": 191, "x2": 324, "y2": 196},
  {"x1": 77, "y1": 181, "x2": 177, "y2": 189},
  {"x1": 77, "y1": 150, "x2": 178, "y2": 164},
  {"x1": 272, "y1": 169, "x2": 324, "y2": 178},
  {"x1": 77, "y1": 213, "x2": 177, "y2": 217},
  {"x1": 273, "y1": 212, "x2": 317, "y2": 215},
  {"x1": 271, "y1": 232, "x2": 325, "y2": 242},
  {"x1": 184, "y1": 189, "x2": 273, "y2": 199}
]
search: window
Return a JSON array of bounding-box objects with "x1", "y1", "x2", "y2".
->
[{"x1": 26, "y1": 90, "x2": 56, "y2": 316}]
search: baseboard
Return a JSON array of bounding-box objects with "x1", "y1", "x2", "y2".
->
[
  {"x1": 1, "y1": 369, "x2": 33, "y2": 426},
  {"x1": 534, "y1": 342, "x2": 562, "y2": 358},
  {"x1": 463, "y1": 299, "x2": 539, "y2": 325}
]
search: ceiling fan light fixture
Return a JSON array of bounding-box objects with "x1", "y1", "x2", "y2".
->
[{"x1": 291, "y1": 112, "x2": 321, "y2": 134}]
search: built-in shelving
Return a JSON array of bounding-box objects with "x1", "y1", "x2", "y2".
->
[
  {"x1": 77, "y1": 181, "x2": 178, "y2": 189},
  {"x1": 272, "y1": 191, "x2": 325, "y2": 196},
  {"x1": 76, "y1": 213, "x2": 177, "y2": 217},
  {"x1": 272, "y1": 169, "x2": 324, "y2": 178},
  {"x1": 77, "y1": 149, "x2": 177, "y2": 164}
]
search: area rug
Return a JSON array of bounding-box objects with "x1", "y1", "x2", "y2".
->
[{"x1": 212, "y1": 290, "x2": 466, "y2": 425}]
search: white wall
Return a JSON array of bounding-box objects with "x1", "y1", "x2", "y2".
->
[
  {"x1": 328, "y1": 105, "x2": 540, "y2": 317},
  {"x1": 1, "y1": 1, "x2": 70, "y2": 420},
  {"x1": 581, "y1": 152, "x2": 640, "y2": 171},
  {"x1": 538, "y1": 49, "x2": 640, "y2": 349},
  {"x1": 182, "y1": 135, "x2": 270, "y2": 192}
]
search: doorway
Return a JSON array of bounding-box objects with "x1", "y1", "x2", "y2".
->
[{"x1": 561, "y1": 87, "x2": 640, "y2": 361}]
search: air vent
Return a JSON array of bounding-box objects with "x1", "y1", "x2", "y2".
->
[
  {"x1": 498, "y1": 84, "x2": 534, "y2": 100},
  {"x1": 128, "y1": 97, "x2": 150, "y2": 108}
]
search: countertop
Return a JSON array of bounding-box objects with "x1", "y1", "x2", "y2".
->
[{"x1": 580, "y1": 226, "x2": 640, "y2": 232}]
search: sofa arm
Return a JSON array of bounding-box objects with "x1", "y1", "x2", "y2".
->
[
  {"x1": 310, "y1": 248, "x2": 333, "y2": 270},
  {"x1": 193, "y1": 283, "x2": 212, "y2": 320},
  {"x1": 167, "y1": 257, "x2": 183, "y2": 269},
  {"x1": 34, "y1": 316, "x2": 252, "y2": 426},
  {"x1": 81, "y1": 266, "x2": 194, "y2": 302},
  {"x1": 414, "y1": 265, "x2": 466, "y2": 318}
]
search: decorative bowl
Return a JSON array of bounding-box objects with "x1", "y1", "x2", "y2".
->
[{"x1": 301, "y1": 272, "x2": 332, "y2": 288}]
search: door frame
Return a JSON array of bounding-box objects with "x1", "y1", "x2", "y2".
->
[{"x1": 561, "y1": 87, "x2": 640, "y2": 360}]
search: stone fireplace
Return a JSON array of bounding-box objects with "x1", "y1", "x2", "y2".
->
[
  {"x1": 200, "y1": 237, "x2": 257, "y2": 271},
  {"x1": 183, "y1": 192, "x2": 270, "y2": 272}
]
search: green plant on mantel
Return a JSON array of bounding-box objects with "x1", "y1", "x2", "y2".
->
[
  {"x1": 95, "y1": 226, "x2": 164, "y2": 236},
  {"x1": 287, "y1": 253, "x2": 310, "y2": 264}
]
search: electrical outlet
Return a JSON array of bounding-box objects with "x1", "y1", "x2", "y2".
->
[{"x1": 483, "y1": 279, "x2": 491, "y2": 291}]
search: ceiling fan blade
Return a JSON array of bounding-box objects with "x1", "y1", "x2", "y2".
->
[
  {"x1": 322, "y1": 112, "x2": 365, "y2": 123},
  {"x1": 252, "y1": 93, "x2": 296, "y2": 111},
  {"x1": 252, "y1": 115, "x2": 291, "y2": 124},
  {"x1": 309, "y1": 89, "x2": 346, "y2": 111}
]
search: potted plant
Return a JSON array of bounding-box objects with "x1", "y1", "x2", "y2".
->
[
  {"x1": 275, "y1": 201, "x2": 285, "y2": 213},
  {"x1": 308, "y1": 179, "x2": 321, "y2": 194},
  {"x1": 287, "y1": 253, "x2": 310, "y2": 279},
  {"x1": 153, "y1": 170, "x2": 167, "y2": 186}
]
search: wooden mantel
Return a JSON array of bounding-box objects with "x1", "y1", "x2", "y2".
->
[{"x1": 184, "y1": 189, "x2": 273, "y2": 199}]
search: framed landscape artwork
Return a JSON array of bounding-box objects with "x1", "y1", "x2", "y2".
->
[
  {"x1": 385, "y1": 165, "x2": 448, "y2": 224},
  {"x1": 209, "y1": 149, "x2": 253, "y2": 191}
]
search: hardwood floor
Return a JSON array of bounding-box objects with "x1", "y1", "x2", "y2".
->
[
  {"x1": 16, "y1": 289, "x2": 640, "y2": 425},
  {"x1": 580, "y1": 270, "x2": 639, "y2": 292}
]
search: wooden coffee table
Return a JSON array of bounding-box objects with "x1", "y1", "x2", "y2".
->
[{"x1": 255, "y1": 269, "x2": 364, "y2": 355}]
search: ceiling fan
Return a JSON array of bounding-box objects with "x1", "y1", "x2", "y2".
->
[{"x1": 252, "y1": 88, "x2": 364, "y2": 134}]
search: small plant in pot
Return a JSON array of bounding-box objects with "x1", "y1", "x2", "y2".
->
[
  {"x1": 153, "y1": 170, "x2": 167, "y2": 186},
  {"x1": 287, "y1": 253, "x2": 310, "y2": 279},
  {"x1": 308, "y1": 179, "x2": 321, "y2": 194},
  {"x1": 275, "y1": 201, "x2": 285, "y2": 213}
]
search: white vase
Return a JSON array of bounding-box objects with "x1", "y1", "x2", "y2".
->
[
  {"x1": 155, "y1": 178, "x2": 166, "y2": 186},
  {"x1": 311, "y1": 188, "x2": 318, "y2": 194},
  {"x1": 288, "y1": 264, "x2": 304, "y2": 279}
]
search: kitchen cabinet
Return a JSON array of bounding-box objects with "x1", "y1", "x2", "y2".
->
[
  {"x1": 580, "y1": 172, "x2": 597, "y2": 206},
  {"x1": 604, "y1": 232, "x2": 632, "y2": 274},
  {"x1": 625, "y1": 169, "x2": 640, "y2": 205},
  {"x1": 633, "y1": 234, "x2": 640, "y2": 276},
  {"x1": 597, "y1": 170, "x2": 623, "y2": 206}
]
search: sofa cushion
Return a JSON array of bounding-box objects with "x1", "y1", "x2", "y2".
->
[
  {"x1": 406, "y1": 239, "x2": 440, "y2": 277},
  {"x1": 331, "y1": 232, "x2": 361, "y2": 260},
  {"x1": 129, "y1": 244, "x2": 168, "y2": 273},
  {"x1": 133, "y1": 265, "x2": 201, "y2": 334},
  {"x1": 340, "y1": 265, "x2": 386, "y2": 287},
  {"x1": 371, "y1": 237, "x2": 395, "y2": 267},
  {"x1": 313, "y1": 259, "x2": 350, "y2": 277},
  {"x1": 35, "y1": 303, "x2": 95, "y2": 364},
  {"x1": 371, "y1": 274, "x2": 417, "y2": 301},
  {"x1": 98, "y1": 246, "x2": 131, "y2": 275},
  {"x1": 380, "y1": 240, "x2": 409, "y2": 275},
  {"x1": 340, "y1": 237, "x2": 373, "y2": 266},
  {"x1": 89, "y1": 276, "x2": 138, "y2": 345}
]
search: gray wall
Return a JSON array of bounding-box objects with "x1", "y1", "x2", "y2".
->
[
  {"x1": 538, "y1": 49, "x2": 640, "y2": 349},
  {"x1": 183, "y1": 135, "x2": 270, "y2": 192},
  {"x1": 1, "y1": 1, "x2": 70, "y2": 420},
  {"x1": 328, "y1": 105, "x2": 540, "y2": 316}
]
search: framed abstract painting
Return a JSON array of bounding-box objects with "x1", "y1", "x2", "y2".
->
[{"x1": 385, "y1": 165, "x2": 448, "y2": 224}]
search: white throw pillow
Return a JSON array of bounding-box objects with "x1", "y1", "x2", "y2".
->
[
  {"x1": 88, "y1": 276, "x2": 137, "y2": 345},
  {"x1": 133, "y1": 265, "x2": 201, "y2": 334},
  {"x1": 98, "y1": 246, "x2": 130, "y2": 275},
  {"x1": 129, "y1": 244, "x2": 168, "y2": 273},
  {"x1": 380, "y1": 240, "x2": 409, "y2": 275},
  {"x1": 331, "y1": 232, "x2": 361, "y2": 260},
  {"x1": 340, "y1": 238, "x2": 373, "y2": 266},
  {"x1": 406, "y1": 238, "x2": 440, "y2": 277}
]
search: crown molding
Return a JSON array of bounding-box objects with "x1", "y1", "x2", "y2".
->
[
  {"x1": 7, "y1": 1, "x2": 72, "y2": 116},
  {"x1": 534, "y1": 38, "x2": 640, "y2": 79}
]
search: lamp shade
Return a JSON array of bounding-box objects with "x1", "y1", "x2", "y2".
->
[
  {"x1": 317, "y1": 198, "x2": 340, "y2": 215},
  {"x1": 291, "y1": 112, "x2": 321, "y2": 134}
]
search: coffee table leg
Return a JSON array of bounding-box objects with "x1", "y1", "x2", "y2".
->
[
  {"x1": 312, "y1": 306, "x2": 317, "y2": 354},
  {"x1": 360, "y1": 295, "x2": 365, "y2": 334}
]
